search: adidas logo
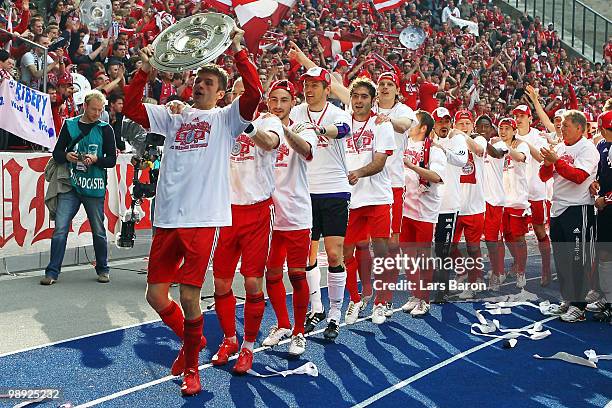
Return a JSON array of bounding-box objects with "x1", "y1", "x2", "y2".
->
[
  {"x1": 573, "y1": 228, "x2": 581, "y2": 234},
  {"x1": 445, "y1": 224, "x2": 452, "y2": 229}
]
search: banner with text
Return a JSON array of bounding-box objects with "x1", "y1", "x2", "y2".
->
[
  {"x1": 0, "y1": 153, "x2": 153, "y2": 257},
  {"x1": 0, "y1": 80, "x2": 57, "y2": 149}
]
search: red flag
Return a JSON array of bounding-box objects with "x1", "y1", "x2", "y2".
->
[
  {"x1": 317, "y1": 31, "x2": 360, "y2": 58},
  {"x1": 234, "y1": 0, "x2": 296, "y2": 54},
  {"x1": 372, "y1": 0, "x2": 406, "y2": 12}
]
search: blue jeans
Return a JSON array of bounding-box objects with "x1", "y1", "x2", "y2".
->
[{"x1": 45, "y1": 189, "x2": 109, "y2": 279}]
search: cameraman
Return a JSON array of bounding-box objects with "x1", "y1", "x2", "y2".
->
[{"x1": 41, "y1": 90, "x2": 117, "y2": 285}]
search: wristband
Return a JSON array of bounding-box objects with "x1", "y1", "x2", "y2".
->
[{"x1": 245, "y1": 123, "x2": 257, "y2": 138}]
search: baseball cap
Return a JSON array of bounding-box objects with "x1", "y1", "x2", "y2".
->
[
  {"x1": 269, "y1": 79, "x2": 296, "y2": 99},
  {"x1": 553, "y1": 108, "x2": 567, "y2": 118},
  {"x1": 512, "y1": 104, "x2": 532, "y2": 117},
  {"x1": 377, "y1": 71, "x2": 400, "y2": 89},
  {"x1": 432, "y1": 107, "x2": 451, "y2": 121},
  {"x1": 498, "y1": 117, "x2": 517, "y2": 129},
  {"x1": 598, "y1": 110, "x2": 612, "y2": 130},
  {"x1": 454, "y1": 109, "x2": 474, "y2": 123},
  {"x1": 300, "y1": 67, "x2": 332, "y2": 86}
]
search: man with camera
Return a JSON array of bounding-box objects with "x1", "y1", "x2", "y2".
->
[
  {"x1": 41, "y1": 90, "x2": 117, "y2": 285},
  {"x1": 122, "y1": 27, "x2": 262, "y2": 396}
]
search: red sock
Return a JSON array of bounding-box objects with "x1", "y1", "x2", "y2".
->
[
  {"x1": 538, "y1": 235, "x2": 551, "y2": 278},
  {"x1": 414, "y1": 267, "x2": 433, "y2": 301},
  {"x1": 376, "y1": 247, "x2": 400, "y2": 304},
  {"x1": 266, "y1": 275, "x2": 291, "y2": 329},
  {"x1": 183, "y1": 315, "x2": 203, "y2": 370},
  {"x1": 486, "y1": 241, "x2": 505, "y2": 276},
  {"x1": 505, "y1": 235, "x2": 517, "y2": 263},
  {"x1": 158, "y1": 300, "x2": 184, "y2": 340},
  {"x1": 243, "y1": 292, "x2": 265, "y2": 343},
  {"x1": 344, "y1": 255, "x2": 361, "y2": 303},
  {"x1": 289, "y1": 272, "x2": 309, "y2": 335},
  {"x1": 214, "y1": 290, "x2": 236, "y2": 338},
  {"x1": 467, "y1": 245, "x2": 483, "y2": 283},
  {"x1": 356, "y1": 246, "x2": 373, "y2": 297}
]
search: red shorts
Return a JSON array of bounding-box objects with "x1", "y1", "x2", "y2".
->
[
  {"x1": 484, "y1": 203, "x2": 504, "y2": 242},
  {"x1": 345, "y1": 204, "x2": 392, "y2": 244},
  {"x1": 266, "y1": 229, "x2": 311, "y2": 270},
  {"x1": 391, "y1": 187, "x2": 405, "y2": 234},
  {"x1": 453, "y1": 213, "x2": 485, "y2": 244},
  {"x1": 148, "y1": 227, "x2": 219, "y2": 287},
  {"x1": 399, "y1": 217, "x2": 435, "y2": 244},
  {"x1": 528, "y1": 200, "x2": 547, "y2": 225},
  {"x1": 213, "y1": 198, "x2": 274, "y2": 279},
  {"x1": 503, "y1": 207, "x2": 529, "y2": 238}
]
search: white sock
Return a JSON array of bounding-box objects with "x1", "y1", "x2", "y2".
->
[
  {"x1": 599, "y1": 261, "x2": 612, "y2": 302},
  {"x1": 242, "y1": 341, "x2": 254, "y2": 351},
  {"x1": 307, "y1": 265, "x2": 323, "y2": 313},
  {"x1": 327, "y1": 270, "x2": 347, "y2": 322}
]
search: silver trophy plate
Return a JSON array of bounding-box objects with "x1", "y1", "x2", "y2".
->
[
  {"x1": 399, "y1": 26, "x2": 427, "y2": 50},
  {"x1": 80, "y1": 0, "x2": 112, "y2": 32},
  {"x1": 150, "y1": 13, "x2": 236, "y2": 73},
  {"x1": 71, "y1": 73, "x2": 92, "y2": 105}
]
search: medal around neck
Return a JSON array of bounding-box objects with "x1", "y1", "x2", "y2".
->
[{"x1": 150, "y1": 13, "x2": 236, "y2": 73}]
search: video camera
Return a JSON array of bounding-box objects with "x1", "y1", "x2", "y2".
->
[{"x1": 117, "y1": 133, "x2": 164, "y2": 248}]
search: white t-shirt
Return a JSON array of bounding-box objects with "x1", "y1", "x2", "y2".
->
[
  {"x1": 503, "y1": 141, "x2": 531, "y2": 209},
  {"x1": 484, "y1": 140, "x2": 506, "y2": 207},
  {"x1": 402, "y1": 139, "x2": 447, "y2": 223},
  {"x1": 290, "y1": 102, "x2": 351, "y2": 194},
  {"x1": 435, "y1": 133, "x2": 468, "y2": 213},
  {"x1": 229, "y1": 115, "x2": 283, "y2": 205},
  {"x1": 145, "y1": 99, "x2": 249, "y2": 228},
  {"x1": 459, "y1": 135, "x2": 488, "y2": 216},
  {"x1": 550, "y1": 137, "x2": 599, "y2": 217},
  {"x1": 345, "y1": 115, "x2": 396, "y2": 209},
  {"x1": 20, "y1": 51, "x2": 54, "y2": 89},
  {"x1": 375, "y1": 103, "x2": 416, "y2": 188},
  {"x1": 272, "y1": 127, "x2": 318, "y2": 231},
  {"x1": 519, "y1": 127, "x2": 549, "y2": 201}
]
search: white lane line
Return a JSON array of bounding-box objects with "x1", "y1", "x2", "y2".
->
[
  {"x1": 73, "y1": 307, "x2": 405, "y2": 408},
  {"x1": 351, "y1": 315, "x2": 559, "y2": 408}
]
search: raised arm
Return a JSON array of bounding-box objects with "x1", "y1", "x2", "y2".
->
[
  {"x1": 232, "y1": 28, "x2": 263, "y2": 122},
  {"x1": 122, "y1": 46, "x2": 152, "y2": 128}
]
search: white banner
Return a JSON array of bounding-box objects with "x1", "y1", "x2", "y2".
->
[
  {"x1": 0, "y1": 153, "x2": 154, "y2": 257},
  {"x1": 0, "y1": 79, "x2": 57, "y2": 149},
  {"x1": 449, "y1": 15, "x2": 479, "y2": 37}
]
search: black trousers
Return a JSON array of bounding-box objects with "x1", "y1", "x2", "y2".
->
[
  {"x1": 432, "y1": 212, "x2": 458, "y2": 295},
  {"x1": 550, "y1": 205, "x2": 596, "y2": 307}
]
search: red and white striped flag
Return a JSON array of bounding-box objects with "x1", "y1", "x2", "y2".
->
[
  {"x1": 206, "y1": 0, "x2": 232, "y2": 13},
  {"x1": 233, "y1": 0, "x2": 296, "y2": 54},
  {"x1": 372, "y1": 0, "x2": 406, "y2": 12},
  {"x1": 318, "y1": 31, "x2": 360, "y2": 58}
]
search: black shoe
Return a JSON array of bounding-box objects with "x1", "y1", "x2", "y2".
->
[
  {"x1": 593, "y1": 307, "x2": 612, "y2": 323},
  {"x1": 305, "y1": 310, "x2": 326, "y2": 333},
  {"x1": 323, "y1": 319, "x2": 339, "y2": 341}
]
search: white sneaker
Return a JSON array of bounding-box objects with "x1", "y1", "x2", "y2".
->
[
  {"x1": 586, "y1": 299, "x2": 607, "y2": 313},
  {"x1": 384, "y1": 302, "x2": 394, "y2": 317},
  {"x1": 261, "y1": 325, "x2": 292, "y2": 347},
  {"x1": 288, "y1": 333, "x2": 306, "y2": 356},
  {"x1": 371, "y1": 303, "x2": 386, "y2": 324},
  {"x1": 359, "y1": 294, "x2": 372, "y2": 313},
  {"x1": 548, "y1": 301, "x2": 570, "y2": 315},
  {"x1": 489, "y1": 274, "x2": 501, "y2": 291},
  {"x1": 401, "y1": 297, "x2": 420, "y2": 313},
  {"x1": 516, "y1": 273, "x2": 527, "y2": 289},
  {"x1": 585, "y1": 289, "x2": 601, "y2": 303},
  {"x1": 344, "y1": 300, "x2": 362, "y2": 325},
  {"x1": 560, "y1": 306, "x2": 586, "y2": 322},
  {"x1": 459, "y1": 289, "x2": 475, "y2": 300},
  {"x1": 410, "y1": 299, "x2": 430, "y2": 317}
]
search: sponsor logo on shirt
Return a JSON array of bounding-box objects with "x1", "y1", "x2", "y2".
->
[
  {"x1": 347, "y1": 129, "x2": 374, "y2": 153},
  {"x1": 559, "y1": 153, "x2": 575, "y2": 165},
  {"x1": 231, "y1": 133, "x2": 256, "y2": 162},
  {"x1": 403, "y1": 146, "x2": 423, "y2": 166},
  {"x1": 275, "y1": 143, "x2": 290, "y2": 168},
  {"x1": 172, "y1": 119, "x2": 211, "y2": 151},
  {"x1": 317, "y1": 134, "x2": 329, "y2": 148}
]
